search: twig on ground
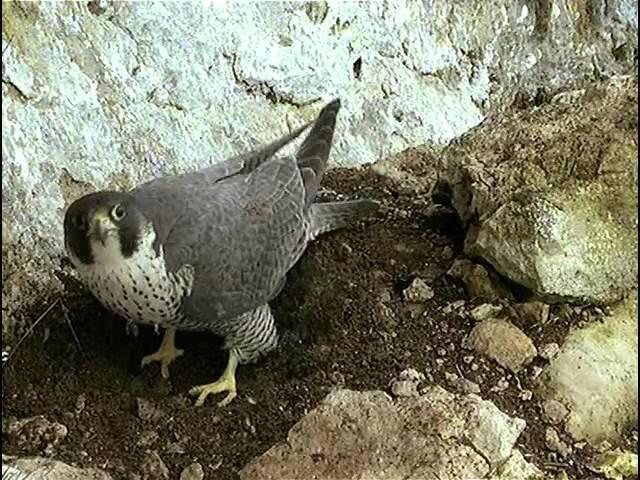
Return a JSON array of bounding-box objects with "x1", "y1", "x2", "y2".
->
[
  {"x1": 4, "y1": 298, "x2": 60, "y2": 367},
  {"x1": 62, "y1": 301, "x2": 84, "y2": 355}
]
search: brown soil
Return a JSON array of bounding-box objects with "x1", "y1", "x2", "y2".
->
[{"x1": 1, "y1": 164, "x2": 625, "y2": 479}]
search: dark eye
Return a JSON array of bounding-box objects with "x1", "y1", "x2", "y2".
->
[
  {"x1": 72, "y1": 215, "x2": 86, "y2": 229},
  {"x1": 111, "y1": 204, "x2": 126, "y2": 221}
]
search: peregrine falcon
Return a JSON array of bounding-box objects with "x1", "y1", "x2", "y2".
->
[{"x1": 63, "y1": 99, "x2": 379, "y2": 406}]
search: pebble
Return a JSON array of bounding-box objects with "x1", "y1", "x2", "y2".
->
[
  {"x1": 470, "y1": 303, "x2": 503, "y2": 322},
  {"x1": 542, "y1": 399, "x2": 569, "y2": 425},
  {"x1": 449, "y1": 375, "x2": 481, "y2": 394},
  {"x1": 180, "y1": 463, "x2": 204, "y2": 480},
  {"x1": 166, "y1": 441, "x2": 187, "y2": 455},
  {"x1": 136, "y1": 398, "x2": 164, "y2": 423},
  {"x1": 137, "y1": 430, "x2": 160, "y2": 448},
  {"x1": 539, "y1": 342, "x2": 560, "y2": 361},
  {"x1": 464, "y1": 318, "x2": 537, "y2": 372},
  {"x1": 594, "y1": 439, "x2": 613, "y2": 453},
  {"x1": 403, "y1": 278, "x2": 435, "y2": 303},
  {"x1": 530, "y1": 366, "x2": 544, "y2": 379},
  {"x1": 444, "y1": 372, "x2": 458, "y2": 383},
  {"x1": 244, "y1": 416, "x2": 257, "y2": 435},
  {"x1": 7, "y1": 415, "x2": 68, "y2": 453},
  {"x1": 441, "y1": 246, "x2": 454, "y2": 260},
  {"x1": 545, "y1": 427, "x2": 572, "y2": 458},
  {"x1": 490, "y1": 377, "x2": 510, "y2": 392},
  {"x1": 389, "y1": 368, "x2": 425, "y2": 398},
  {"x1": 141, "y1": 450, "x2": 169, "y2": 480},
  {"x1": 442, "y1": 300, "x2": 466, "y2": 314},
  {"x1": 514, "y1": 301, "x2": 550, "y2": 324},
  {"x1": 519, "y1": 389, "x2": 533, "y2": 401},
  {"x1": 74, "y1": 394, "x2": 87, "y2": 416},
  {"x1": 338, "y1": 242, "x2": 353, "y2": 257}
]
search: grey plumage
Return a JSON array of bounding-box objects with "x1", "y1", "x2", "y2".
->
[{"x1": 63, "y1": 99, "x2": 379, "y2": 405}]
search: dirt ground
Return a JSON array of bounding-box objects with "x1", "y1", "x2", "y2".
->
[{"x1": 1, "y1": 163, "x2": 634, "y2": 479}]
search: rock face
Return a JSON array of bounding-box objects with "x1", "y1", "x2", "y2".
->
[
  {"x1": 240, "y1": 387, "x2": 529, "y2": 480},
  {"x1": 538, "y1": 291, "x2": 638, "y2": 443},
  {"x1": 2, "y1": 1, "x2": 637, "y2": 333},
  {"x1": 440, "y1": 77, "x2": 638, "y2": 304},
  {"x1": 2, "y1": 455, "x2": 112, "y2": 480}
]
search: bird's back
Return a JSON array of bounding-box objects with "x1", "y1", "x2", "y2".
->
[{"x1": 130, "y1": 100, "x2": 343, "y2": 331}]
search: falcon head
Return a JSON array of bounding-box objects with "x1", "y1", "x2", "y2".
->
[{"x1": 64, "y1": 191, "x2": 149, "y2": 266}]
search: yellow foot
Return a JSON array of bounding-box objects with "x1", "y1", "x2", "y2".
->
[
  {"x1": 141, "y1": 328, "x2": 183, "y2": 379},
  {"x1": 188, "y1": 350, "x2": 239, "y2": 407}
]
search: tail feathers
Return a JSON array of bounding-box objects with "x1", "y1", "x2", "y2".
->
[
  {"x1": 240, "y1": 120, "x2": 313, "y2": 174},
  {"x1": 297, "y1": 99, "x2": 341, "y2": 203},
  {"x1": 309, "y1": 199, "x2": 379, "y2": 238}
]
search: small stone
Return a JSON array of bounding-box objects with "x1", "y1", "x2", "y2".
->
[
  {"x1": 594, "y1": 439, "x2": 613, "y2": 453},
  {"x1": 539, "y1": 342, "x2": 560, "y2": 360},
  {"x1": 375, "y1": 301, "x2": 398, "y2": 330},
  {"x1": 542, "y1": 399, "x2": 569, "y2": 425},
  {"x1": 514, "y1": 301, "x2": 550, "y2": 324},
  {"x1": 493, "y1": 449, "x2": 545, "y2": 479},
  {"x1": 435, "y1": 358, "x2": 445, "y2": 366},
  {"x1": 75, "y1": 394, "x2": 87, "y2": 415},
  {"x1": 530, "y1": 366, "x2": 543, "y2": 379},
  {"x1": 7, "y1": 415, "x2": 68, "y2": 453},
  {"x1": 471, "y1": 363, "x2": 480, "y2": 371},
  {"x1": 137, "y1": 430, "x2": 160, "y2": 448},
  {"x1": 244, "y1": 416, "x2": 257, "y2": 435},
  {"x1": 443, "y1": 300, "x2": 466, "y2": 313},
  {"x1": 452, "y1": 299, "x2": 466, "y2": 310},
  {"x1": 141, "y1": 450, "x2": 169, "y2": 480},
  {"x1": 470, "y1": 303, "x2": 503, "y2": 322},
  {"x1": 166, "y1": 442, "x2": 187, "y2": 455},
  {"x1": 444, "y1": 372, "x2": 459, "y2": 383},
  {"x1": 519, "y1": 389, "x2": 533, "y2": 401},
  {"x1": 441, "y1": 246, "x2": 454, "y2": 260},
  {"x1": 574, "y1": 441, "x2": 587, "y2": 449},
  {"x1": 378, "y1": 289, "x2": 392, "y2": 303},
  {"x1": 436, "y1": 347, "x2": 447, "y2": 357},
  {"x1": 447, "y1": 259, "x2": 513, "y2": 301},
  {"x1": 490, "y1": 377, "x2": 510, "y2": 392},
  {"x1": 545, "y1": 427, "x2": 572, "y2": 458},
  {"x1": 338, "y1": 242, "x2": 353, "y2": 257},
  {"x1": 451, "y1": 376, "x2": 481, "y2": 394},
  {"x1": 389, "y1": 368, "x2": 425, "y2": 397},
  {"x1": 465, "y1": 318, "x2": 537, "y2": 372},
  {"x1": 136, "y1": 398, "x2": 164, "y2": 422},
  {"x1": 463, "y1": 355, "x2": 474, "y2": 364},
  {"x1": 403, "y1": 278, "x2": 435, "y2": 303},
  {"x1": 180, "y1": 462, "x2": 204, "y2": 480}
]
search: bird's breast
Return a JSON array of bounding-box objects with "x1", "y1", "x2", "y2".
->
[{"x1": 75, "y1": 250, "x2": 184, "y2": 327}]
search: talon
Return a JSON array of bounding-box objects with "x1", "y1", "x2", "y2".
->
[
  {"x1": 140, "y1": 328, "x2": 183, "y2": 379},
  {"x1": 188, "y1": 351, "x2": 238, "y2": 407}
]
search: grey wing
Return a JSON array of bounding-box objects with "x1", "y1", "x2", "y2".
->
[
  {"x1": 131, "y1": 99, "x2": 341, "y2": 331},
  {"x1": 165, "y1": 155, "x2": 309, "y2": 328},
  {"x1": 130, "y1": 119, "x2": 313, "y2": 244}
]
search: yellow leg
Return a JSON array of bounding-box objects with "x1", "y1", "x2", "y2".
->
[
  {"x1": 140, "y1": 328, "x2": 184, "y2": 379},
  {"x1": 188, "y1": 350, "x2": 239, "y2": 407}
]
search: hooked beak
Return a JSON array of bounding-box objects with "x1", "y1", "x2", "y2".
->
[{"x1": 89, "y1": 212, "x2": 114, "y2": 246}]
